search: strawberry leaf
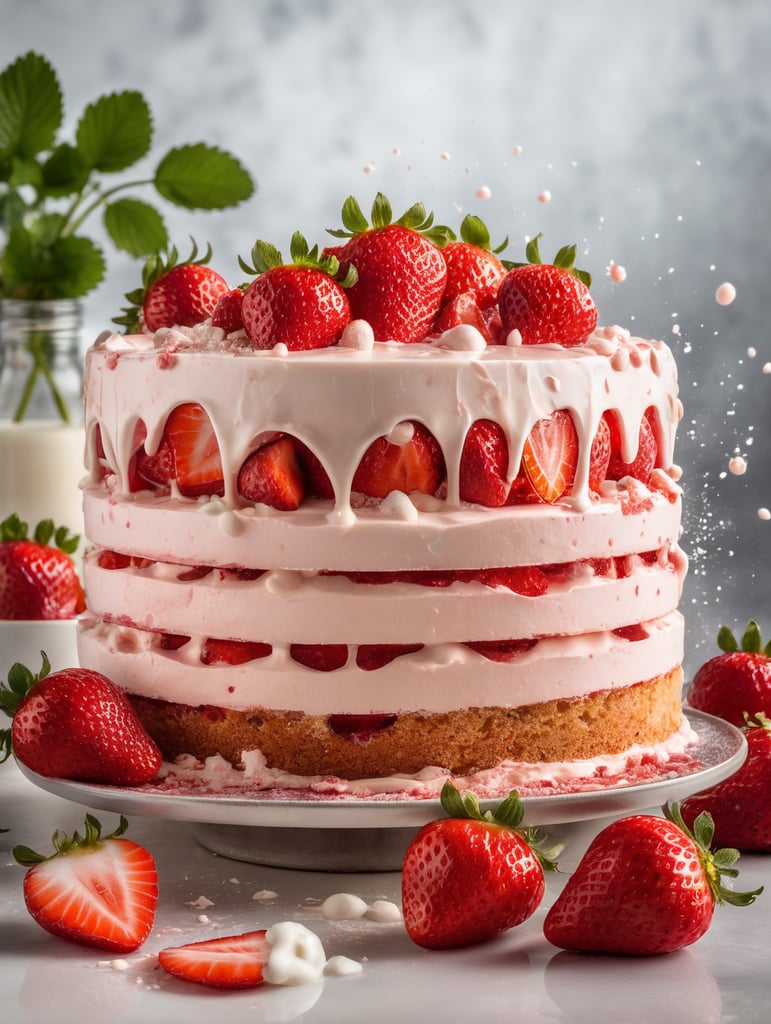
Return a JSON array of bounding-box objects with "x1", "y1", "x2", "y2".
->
[
  {"x1": 154, "y1": 144, "x2": 254, "y2": 210},
  {"x1": 76, "y1": 91, "x2": 152, "y2": 174},
  {"x1": 2, "y1": 224, "x2": 105, "y2": 299},
  {"x1": 717, "y1": 624, "x2": 739, "y2": 653},
  {"x1": 104, "y1": 197, "x2": 168, "y2": 257},
  {"x1": 41, "y1": 142, "x2": 89, "y2": 197},
  {"x1": 0, "y1": 52, "x2": 62, "y2": 160}
]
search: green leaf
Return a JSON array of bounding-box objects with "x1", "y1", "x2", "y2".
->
[
  {"x1": 370, "y1": 192, "x2": 394, "y2": 230},
  {"x1": 1, "y1": 223, "x2": 105, "y2": 298},
  {"x1": 717, "y1": 625, "x2": 739, "y2": 653},
  {"x1": 76, "y1": 90, "x2": 152, "y2": 173},
  {"x1": 741, "y1": 620, "x2": 762, "y2": 653},
  {"x1": 41, "y1": 142, "x2": 89, "y2": 197},
  {"x1": 154, "y1": 144, "x2": 254, "y2": 210},
  {"x1": 337, "y1": 195, "x2": 369, "y2": 235},
  {"x1": 0, "y1": 52, "x2": 63, "y2": 160},
  {"x1": 9, "y1": 156, "x2": 43, "y2": 189},
  {"x1": 104, "y1": 197, "x2": 168, "y2": 256}
]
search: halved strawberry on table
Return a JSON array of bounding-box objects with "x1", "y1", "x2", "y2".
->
[
  {"x1": 159, "y1": 930, "x2": 271, "y2": 989},
  {"x1": 239, "y1": 232, "x2": 354, "y2": 350},
  {"x1": 114, "y1": 241, "x2": 230, "y2": 333},
  {"x1": 497, "y1": 234, "x2": 597, "y2": 346},
  {"x1": 0, "y1": 514, "x2": 84, "y2": 620},
  {"x1": 326, "y1": 193, "x2": 454, "y2": 344},
  {"x1": 12, "y1": 813, "x2": 158, "y2": 953}
]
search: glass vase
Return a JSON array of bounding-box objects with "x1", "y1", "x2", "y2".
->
[{"x1": 0, "y1": 299, "x2": 86, "y2": 543}]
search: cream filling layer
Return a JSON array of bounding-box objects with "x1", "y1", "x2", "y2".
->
[
  {"x1": 76, "y1": 611, "x2": 684, "y2": 715},
  {"x1": 82, "y1": 546, "x2": 687, "y2": 644}
]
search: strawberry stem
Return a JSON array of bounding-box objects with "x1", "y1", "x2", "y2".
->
[
  {"x1": 12, "y1": 813, "x2": 130, "y2": 866},
  {"x1": 717, "y1": 620, "x2": 771, "y2": 657}
]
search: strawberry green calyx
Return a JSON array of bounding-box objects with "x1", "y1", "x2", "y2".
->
[
  {"x1": 238, "y1": 231, "x2": 357, "y2": 287},
  {"x1": 458, "y1": 213, "x2": 508, "y2": 255},
  {"x1": 328, "y1": 193, "x2": 456, "y2": 248},
  {"x1": 0, "y1": 513, "x2": 79, "y2": 555},
  {"x1": 509, "y1": 232, "x2": 592, "y2": 288},
  {"x1": 717, "y1": 620, "x2": 771, "y2": 657},
  {"x1": 439, "y1": 780, "x2": 562, "y2": 871},
  {"x1": 0, "y1": 653, "x2": 51, "y2": 761},
  {"x1": 12, "y1": 813, "x2": 130, "y2": 867},
  {"x1": 662, "y1": 802, "x2": 763, "y2": 908},
  {"x1": 113, "y1": 238, "x2": 213, "y2": 331}
]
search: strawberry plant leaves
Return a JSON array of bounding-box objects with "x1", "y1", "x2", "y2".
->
[
  {"x1": 2, "y1": 224, "x2": 105, "y2": 298},
  {"x1": 76, "y1": 90, "x2": 152, "y2": 174},
  {"x1": 154, "y1": 144, "x2": 254, "y2": 210},
  {"x1": 41, "y1": 143, "x2": 89, "y2": 197},
  {"x1": 0, "y1": 52, "x2": 62, "y2": 160},
  {"x1": 104, "y1": 197, "x2": 168, "y2": 257}
]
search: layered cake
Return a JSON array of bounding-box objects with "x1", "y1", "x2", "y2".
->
[{"x1": 77, "y1": 198, "x2": 687, "y2": 782}]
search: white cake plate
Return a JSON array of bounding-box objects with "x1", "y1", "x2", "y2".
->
[{"x1": 16, "y1": 710, "x2": 745, "y2": 871}]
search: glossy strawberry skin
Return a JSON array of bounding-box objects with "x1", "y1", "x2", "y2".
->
[
  {"x1": 352, "y1": 422, "x2": 445, "y2": 499},
  {"x1": 21, "y1": 835, "x2": 158, "y2": 953},
  {"x1": 459, "y1": 420, "x2": 510, "y2": 507},
  {"x1": 238, "y1": 436, "x2": 306, "y2": 510},
  {"x1": 210, "y1": 287, "x2": 244, "y2": 333},
  {"x1": 143, "y1": 263, "x2": 230, "y2": 332},
  {"x1": 337, "y1": 224, "x2": 447, "y2": 343},
  {"x1": 12, "y1": 668, "x2": 162, "y2": 785},
  {"x1": 442, "y1": 241, "x2": 506, "y2": 310},
  {"x1": 0, "y1": 540, "x2": 84, "y2": 620},
  {"x1": 543, "y1": 814, "x2": 715, "y2": 955},
  {"x1": 135, "y1": 402, "x2": 224, "y2": 498},
  {"x1": 681, "y1": 720, "x2": 771, "y2": 851},
  {"x1": 241, "y1": 264, "x2": 350, "y2": 351},
  {"x1": 402, "y1": 817, "x2": 545, "y2": 949},
  {"x1": 159, "y1": 930, "x2": 270, "y2": 989},
  {"x1": 498, "y1": 263, "x2": 597, "y2": 346},
  {"x1": 687, "y1": 652, "x2": 771, "y2": 727}
]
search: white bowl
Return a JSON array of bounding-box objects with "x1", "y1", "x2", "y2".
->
[{"x1": 0, "y1": 618, "x2": 80, "y2": 678}]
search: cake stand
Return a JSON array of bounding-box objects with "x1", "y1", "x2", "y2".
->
[{"x1": 17, "y1": 710, "x2": 745, "y2": 871}]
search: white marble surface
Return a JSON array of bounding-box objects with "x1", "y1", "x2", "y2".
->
[
  {"x1": 1, "y1": 757, "x2": 770, "y2": 1023},
  {"x1": 2, "y1": 0, "x2": 769, "y2": 670}
]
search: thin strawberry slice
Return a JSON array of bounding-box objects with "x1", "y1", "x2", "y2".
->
[
  {"x1": 159, "y1": 930, "x2": 270, "y2": 989},
  {"x1": 521, "y1": 410, "x2": 578, "y2": 503},
  {"x1": 328, "y1": 713, "x2": 398, "y2": 741},
  {"x1": 238, "y1": 436, "x2": 306, "y2": 510},
  {"x1": 352, "y1": 422, "x2": 445, "y2": 499},
  {"x1": 200, "y1": 638, "x2": 272, "y2": 665},
  {"x1": 465, "y1": 638, "x2": 538, "y2": 662},
  {"x1": 356, "y1": 643, "x2": 424, "y2": 670},
  {"x1": 16, "y1": 816, "x2": 158, "y2": 954},
  {"x1": 459, "y1": 420, "x2": 510, "y2": 507},
  {"x1": 434, "y1": 291, "x2": 490, "y2": 339},
  {"x1": 290, "y1": 644, "x2": 349, "y2": 671}
]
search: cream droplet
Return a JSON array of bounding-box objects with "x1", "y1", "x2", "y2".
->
[
  {"x1": 537, "y1": 190, "x2": 552, "y2": 204},
  {"x1": 758, "y1": 508, "x2": 771, "y2": 521},
  {"x1": 475, "y1": 185, "x2": 491, "y2": 199},
  {"x1": 728, "y1": 456, "x2": 747, "y2": 476},
  {"x1": 715, "y1": 282, "x2": 736, "y2": 306}
]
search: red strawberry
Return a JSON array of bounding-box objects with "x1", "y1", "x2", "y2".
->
[
  {"x1": 521, "y1": 410, "x2": 579, "y2": 503},
  {"x1": 459, "y1": 420, "x2": 509, "y2": 507},
  {"x1": 543, "y1": 803, "x2": 760, "y2": 955},
  {"x1": 0, "y1": 515, "x2": 84, "y2": 620},
  {"x1": 159, "y1": 930, "x2": 270, "y2": 989},
  {"x1": 289, "y1": 644, "x2": 349, "y2": 671},
  {"x1": 687, "y1": 621, "x2": 771, "y2": 727},
  {"x1": 327, "y1": 193, "x2": 453, "y2": 343},
  {"x1": 355, "y1": 643, "x2": 423, "y2": 670},
  {"x1": 296, "y1": 440, "x2": 335, "y2": 500},
  {"x1": 136, "y1": 402, "x2": 224, "y2": 498},
  {"x1": 210, "y1": 287, "x2": 244, "y2": 333},
  {"x1": 12, "y1": 814, "x2": 158, "y2": 953},
  {"x1": 328, "y1": 713, "x2": 398, "y2": 739},
  {"x1": 497, "y1": 235, "x2": 597, "y2": 346},
  {"x1": 464, "y1": 638, "x2": 538, "y2": 662},
  {"x1": 200, "y1": 638, "x2": 272, "y2": 665},
  {"x1": 401, "y1": 781, "x2": 559, "y2": 950},
  {"x1": 606, "y1": 409, "x2": 658, "y2": 485},
  {"x1": 240, "y1": 232, "x2": 352, "y2": 351},
  {"x1": 0, "y1": 654, "x2": 162, "y2": 784},
  {"x1": 681, "y1": 713, "x2": 771, "y2": 851},
  {"x1": 434, "y1": 291, "x2": 490, "y2": 339},
  {"x1": 116, "y1": 243, "x2": 230, "y2": 333},
  {"x1": 441, "y1": 214, "x2": 507, "y2": 309},
  {"x1": 588, "y1": 414, "x2": 611, "y2": 492},
  {"x1": 238, "y1": 435, "x2": 306, "y2": 510},
  {"x1": 352, "y1": 421, "x2": 445, "y2": 499}
]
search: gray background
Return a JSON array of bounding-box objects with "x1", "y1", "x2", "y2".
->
[{"x1": 3, "y1": 0, "x2": 769, "y2": 675}]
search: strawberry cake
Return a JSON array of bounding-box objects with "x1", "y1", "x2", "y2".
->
[{"x1": 76, "y1": 197, "x2": 688, "y2": 782}]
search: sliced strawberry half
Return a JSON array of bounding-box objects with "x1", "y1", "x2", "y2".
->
[
  {"x1": 606, "y1": 409, "x2": 658, "y2": 485},
  {"x1": 290, "y1": 644, "x2": 349, "y2": 671},
  {"x1": 356, "y1": 643, "x2": 424, "y2": 670},
  {"x1": 521, "y1": 410, "x2": 578, "y2": 503},
  {"x1": 465, "y1": 638, "x2": 538, "y2": 662},
  {"x1": 352, "y1": 422, "x2": 445, "y2": 499},
  {"x1": 238, "y1": 435, "x2": 306, "y2": 510},
  {"x1": 159, "y1": 930, "x2": 270, "y2": 989},
  {"x1": 14, "y1": 815, "x2": 158, "y2": 954},
  {"x1": 136, "y1": 403, "x2": 224, "y2": 498},
  {"x1": 295, "y1": 440, "x2": 335, "y2": 500},
  {"x1": 459, "y1": 419, "x2": 510, "y2": 507}
]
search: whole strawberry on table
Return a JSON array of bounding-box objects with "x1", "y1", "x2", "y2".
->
[{"x1": 0, "y1": 514, "x2": 84, "y2": 620}]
